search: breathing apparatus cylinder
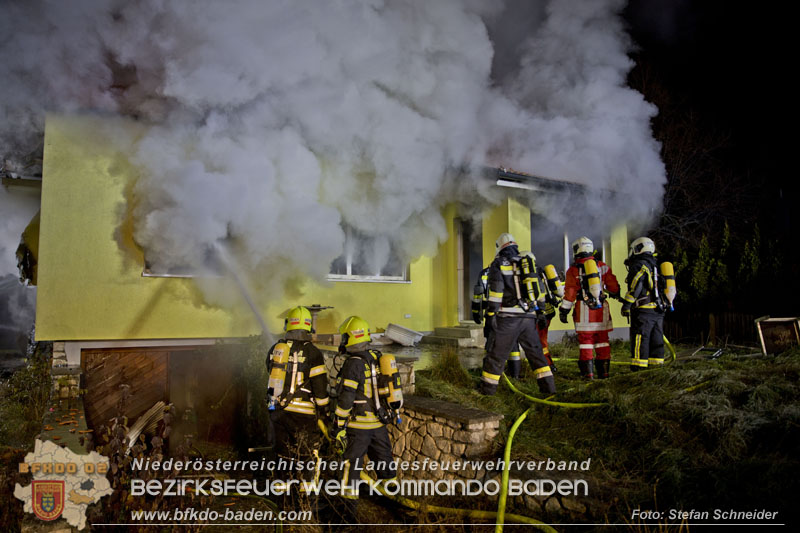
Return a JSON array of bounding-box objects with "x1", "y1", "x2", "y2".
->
[
  {"x1": 582, "y1": 259, "x2": 603, "y2": 309},
  {"x1": 378, "y1": 353, "x2": 404, "y2": 410},
  {"x1": 519, "y1": 252, "x2": 540, "y2": 312},
  {"x1": 660, "y1": 262, "x2": 676, "y2": 311},
  {"x1": 267, "y1": 342, "x2": 291, "y2": 410},
  {"x1": 543, "y1": 264, "x2": 565, "y2": 299}
]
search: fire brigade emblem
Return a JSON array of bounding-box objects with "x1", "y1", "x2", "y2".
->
[{"x1": 32, "y1": 480, "x2": 65, "y2": 521}]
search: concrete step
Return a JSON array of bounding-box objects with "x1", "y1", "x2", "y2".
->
[
  {"x1": 434, "y1": 326, "x2": 478, "y2": 338},
  {"x1": 420, "y1": 335, "x2": 479, "y2": 347}
]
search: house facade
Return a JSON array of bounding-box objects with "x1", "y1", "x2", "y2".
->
[{"x1": 34, "y1": 114, "x2": 629, "y2": 434}]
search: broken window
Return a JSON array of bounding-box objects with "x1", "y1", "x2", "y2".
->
[
  {"x1": 142, "y1": 247, "x2": 224, "y2": 278},
  {"x1": 328, "y1": 227, "x2": 408, "y2": 282}
]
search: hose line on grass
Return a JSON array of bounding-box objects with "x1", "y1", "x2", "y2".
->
[
  {"x1": 502, "y1": 374, "x2": 607, "y2": 408},
  {"x1": 682, "y1": 380, "x2": 712, "y2": 393},
  {"x1": 663, "y1": 335, "x2": 677, "y2": 362},
  {"x1": 496, "y1": 406, "x2": 536, "y2": 532},
  {"x1": 358, "y1": 471, "x2": 557, "y2": 532}
]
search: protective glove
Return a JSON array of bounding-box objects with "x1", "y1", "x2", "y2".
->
[
  {"x1": 620, "y1": 303, "x2": 631, "y2": 318},
  {"x1": 536, "y1": 310, "x2": 547, "y2": 329},
  {"x1": 558, "y1": 308, "x2": 569, "y2": 324},
  {"x1": 334, "y1": 428, "x2": 347, "y2": 450}
]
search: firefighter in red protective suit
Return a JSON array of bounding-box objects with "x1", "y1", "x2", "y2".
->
[
  {"x1": 537, "y1": 263, "x2": 565, "y2": 373},
  {"x1": 558, "y1": 237, "x2": 621, "y2": 379}
]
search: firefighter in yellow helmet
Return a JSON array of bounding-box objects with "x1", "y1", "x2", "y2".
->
[
  {"x1": 622, "y1": 237, "x2": 676, "y2": 371},
  {"x1": 265, "y1": 306, "x2": 329, "y2": 458},
  {"x1": 334, "y1": 316, "x2": 399, "y2": 498},
  {"x1": 479, "y1": 233, "x2": 555, "y2": 395}
]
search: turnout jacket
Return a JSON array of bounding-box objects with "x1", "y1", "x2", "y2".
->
[
  {"x1": 471, "y1": 267, "x2": 491, "y2": 323},
  {"x1": 623, "y1": 255, "x2": 660, "y2": 311},
  {"x1": 335, "y1": 350, "x2": 385, "y2": 430},
  {"x1": 485, "y1": 250, "x2": 542, "y2": 317},
  {"x1": 561, "y1": 257, "x2": 620, "y2": 332},
  {"x1": 266, "y1": 339, "x2": 329, "y2": 416}
]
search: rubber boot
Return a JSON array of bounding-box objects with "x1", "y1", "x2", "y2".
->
[
  {"x1": 596, "y1": 359, "x2": 610, "y2": 379},
  {"x1": 536, "y1": 374, "x2": 556, "y2": 394},
  {"x1": 506, "y1": 359, "x2": 521, "y2": 379},
  {"x1": 578, "y1": 359, "x2": 594, "y2": 380},
  {"x1": 545, "y1": 353, "x2": 558, "y2": 373}
]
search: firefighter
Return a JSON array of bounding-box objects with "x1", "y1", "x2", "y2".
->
[
  {"x1": 479, "y1": 233, "x2": 555, "y2": 395},
  {"x1": 621, "y1": 237, "x2": 675, "y2": 371},
  {"x1": 265, "y1": 306, "x2": 329, "y2": 458},
  {"x1": 472, "y1": 266, "x2": 523, "y2": 378},
  {"x1": 334, "y1": 316, "x2": 398, "y2": 498},
  {"x1": 537, "y1": 263, "x2": 565, "y2": 373},
  {"x1": 558, "y1": 237, "x2": 621, "y2": 379}
]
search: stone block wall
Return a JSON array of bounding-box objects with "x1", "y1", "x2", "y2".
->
[
  {"x1": 51, "y1": 342, "x2": 81, "y2": 400},
  {"x1": 321, "y1": 351, "x2": 415, "y2": 395},
  {"x1": 388, "y1": 395, "x2": 503, "y2": 480}
]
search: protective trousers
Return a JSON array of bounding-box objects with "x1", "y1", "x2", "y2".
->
[
  {"x1": 270, "y1": 410, "x2": 322, "y2": 461},
  {"x1": 341, "y1": 425, "x2": 396, "y2": 498},
  {"x1": 630, "y1": 309, "x2": 664, "y2": 370},
  {"x1": 484, "y1": 320, "x2": 522, "y2": 378},
  {"x1": 537, "y1": 318, "x2": 556, "y2": 368},
  {"x1": 480, "y1": 315, "x2": 555, "y2": 395}
]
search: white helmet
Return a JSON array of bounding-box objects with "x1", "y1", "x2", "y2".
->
[
  {"x1": 495, "y1": 233, "x2": 517, "y2": 252},
  {"x1": 629, "y1": 237, "x2": 655, "y2": 256},
  {"x1": 571, "y1": 236, "x2": 594, "y2": 257}
]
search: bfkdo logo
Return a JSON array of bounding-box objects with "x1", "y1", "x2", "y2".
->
[{"x1": 32, "y1": 480, "x2": 65, "y2": 521}]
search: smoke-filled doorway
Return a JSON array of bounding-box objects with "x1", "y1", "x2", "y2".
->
[{"x1": 458, "y1": 219, "x2": 483, "y2": 322}]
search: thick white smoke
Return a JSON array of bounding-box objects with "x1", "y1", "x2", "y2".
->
[
  {"x1": 1, "y1": 0, "x2": 665, "y2": 304},
  {"x1": 0, "y1": 187, "x2": 39, "y2": 334}
]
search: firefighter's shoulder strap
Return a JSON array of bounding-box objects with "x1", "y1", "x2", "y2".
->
[{"x1": 368, "y1": 350, "x2": 383, "y2": 413}]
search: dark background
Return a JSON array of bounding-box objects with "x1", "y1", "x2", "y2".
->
[{"x1": 623, "y1": 1, "x2": 795, "y2": 342}]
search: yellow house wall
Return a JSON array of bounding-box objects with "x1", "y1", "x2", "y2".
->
[
  {"x1": 35, "y1": 115, "x2": 449, "y2": 341},
  {"x1": 481, "y1": 198, "x2": 531, "y2": 265}
]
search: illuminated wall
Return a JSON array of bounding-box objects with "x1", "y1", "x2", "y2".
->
[
  {"x1": 35, "y1": 114, "x2": 629, "y2": 342},
  {"x1": 35, "y1": 115, "x2": 445, "y2": 340}
]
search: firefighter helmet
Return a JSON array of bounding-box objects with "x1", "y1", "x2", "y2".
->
[
  {"x1": 571, "y1": 236, "x2": 594, "y2": 257},
  {"x1": 495, "y1": 233, "x2": 517, "y2": 252},
  {"x1": 339, "y1": 316, "x2": 371, "y2": 347},
  {"x1": 285, "y1": 306, "x2": 313, "y2": 332},
  {"x1": 629, "y1": 237, "x2": 655, "y2": 256}
]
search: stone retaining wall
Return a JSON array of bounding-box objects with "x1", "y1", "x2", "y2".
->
[{"x1": 388, "y1": 395, "x2": 503, "y2": 475}]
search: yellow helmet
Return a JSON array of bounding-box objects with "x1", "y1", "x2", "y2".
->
[
  {"x1": 285, "y1": 306, "x2": 313, "y2": 332},
  {"x1": 338, "y1": 316, "x2": 371, "y2": 347},
  {"x1": 495, "y1": 232, "x2": 517, "y2": 252}
]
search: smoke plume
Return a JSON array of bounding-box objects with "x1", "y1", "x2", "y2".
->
[{"x1": 1, "y1": 0, "x2": 665, "y2": 304}]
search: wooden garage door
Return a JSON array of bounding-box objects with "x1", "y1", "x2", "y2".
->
[{"x1": 82, "y1": 348, "x2": 169, "y2": 432}]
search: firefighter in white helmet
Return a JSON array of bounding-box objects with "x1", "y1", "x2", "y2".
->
[
  {"x1": 472, "y1": 265, "x2": 524, "y2": 377},
  {"x1": 558, "y1": 237, "x2": 621, "y2": 379},
  {"x1": 265, "y1": 306, "x2": 329, "y2": 458},
  {"x1": 622, "y1": 237, "x2": 676, "y2": 370},
  {"x1": 479, "y1": 233, "x2": 555, "y2": 395},
  {"x1": 333, "y1": 316, "x2": 399, "y2": 498}
]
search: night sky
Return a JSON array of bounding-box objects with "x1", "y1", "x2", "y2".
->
[{"x1": 625, "y1": 0, "x2": 794, "y2": 240}]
